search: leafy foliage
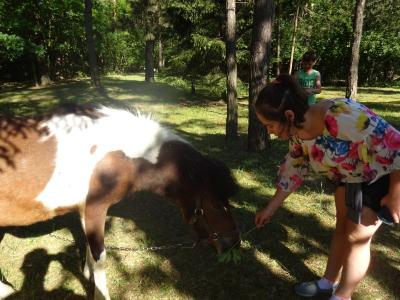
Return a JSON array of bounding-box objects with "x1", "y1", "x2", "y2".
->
[
  {"x1": 0, "y1": 0, "x2": 399, "y2": 86},
  {"x1": 0, "y1": 33, "x2": 24, "y2": 62}
]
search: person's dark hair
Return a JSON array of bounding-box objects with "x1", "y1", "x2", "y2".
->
[
  {"x1": 302, "y1": 50, "x2": 317, "y2": 62},
  {"x1": 255, "y1": 74, "x2": 309, "y2": 128}
]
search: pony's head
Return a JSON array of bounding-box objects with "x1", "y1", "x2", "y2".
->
[{"x1": 157, "y1": 141, "x2": 240, "y2": 254}]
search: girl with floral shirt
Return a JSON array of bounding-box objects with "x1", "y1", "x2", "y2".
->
[{"x1": 254, "y1": 74, "x2": 400, "y2": 300}]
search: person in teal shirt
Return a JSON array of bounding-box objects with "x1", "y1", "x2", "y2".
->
[{"x1": 295, "y1": 51, "x2": 322, "y2": 105}]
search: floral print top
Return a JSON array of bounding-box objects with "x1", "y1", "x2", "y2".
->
[{"x1": 277, "y1": 98, "x2": 400, "y2": 192}]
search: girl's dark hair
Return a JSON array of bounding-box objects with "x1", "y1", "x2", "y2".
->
[{"x1": 255, "y1": 74, "x2": 309, "y2": 128}]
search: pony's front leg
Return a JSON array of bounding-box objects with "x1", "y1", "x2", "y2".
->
[
  {"x1": 81, "y1": 218, "x2": 94, "y2": 281},
  {"x1": 83, "y1": 245, "x2": 93, "y2": 281},
  {"x1": 84, "y1": 207, "x2": 110, "y2": 300}
]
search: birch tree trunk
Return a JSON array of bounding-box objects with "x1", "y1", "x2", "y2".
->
[
  {"x1": 226, "y1": 0, "x2": 238, "y2": 139},
  {"x1": 288, "y1": 4, "x2": 300, "y2": 75},
  {"x1": 276, "y1": 0, "x2": 281, "y2": 76}
]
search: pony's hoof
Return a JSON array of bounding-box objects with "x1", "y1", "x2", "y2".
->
[
  {"x1": 83, "y1": 264, "x2": 91, "y2": 281},
  {"x1": 0, "y1": 282, "x2": 16, "y2": 299},
  {"x1": 94, "y1": 289, "x2": 111, "y2": 300}
]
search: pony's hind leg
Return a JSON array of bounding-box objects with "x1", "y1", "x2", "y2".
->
[{"x1": 0, "y1": 230, "x2": 16, "y2": 299}]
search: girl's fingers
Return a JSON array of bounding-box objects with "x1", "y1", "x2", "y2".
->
[{"x1": 393, "y1": 212, "x2": 400, "y2": 224}]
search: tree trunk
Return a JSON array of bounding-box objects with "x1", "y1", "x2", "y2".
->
[
  {"x1": 346, "y1": 0, "x2": 366, "y2": 100},
  {"x1": 276, "y1": 0, "x2": 281, "y2": 76},
  {"x1": 111, "y1": 0, "x2": 117, "y2": 32},
  {"x1": 145, "y1": 37, "x2": 155, "y2": 82},
  {"x1": 38, "y1": 54, "x2": 52, "y2": 86},
  {"x1": 157, "y1": 1, "x2": 164, "y2": 71},
  {"x1": 248, "y1": 0, "x2": 274, "y2": 152},
  {"x1": 158, "y1": 38, "x2": 164, "y2": 70},
  {"x1": 288, "y1": 4, "x2": 300, "y2": 75},
  {"x1": 191, "y1": 79, "x2": 195, "y2": 94},
  {"x1": 84, "y1": 0, "x2": 100, "y2": 87},
  {"x1": 30, "y1": 53, "x2": 39, "y2": 87},
  {"x1": 226, "y1": 0, "x2": 238, "y2": 140},
  {"x1": 145, "y1": 0, "x2": 157, "y2": 82}
]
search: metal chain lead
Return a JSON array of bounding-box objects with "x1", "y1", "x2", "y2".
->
[
  {"x1": 48, "y1": 232, "x2": 196, "y2": 252},
  {"x1": 46, "y1": 225, "x2": 259, "y2": 253}
]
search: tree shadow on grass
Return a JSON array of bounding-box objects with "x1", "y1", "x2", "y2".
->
[
  {"x1": 1, "y1": 214, "x2": 89, "y2": 299},
  {"x1": 0, "y1": 78, "x2": 398, "y2": 299},
  {"x1": 0, "y1": 76, "x2": 225, "y2": 117},
  {"x1": 6, "y1": 247, "x2": 87, "y2": 300},
  {"x1": 106, "y1": 188, "x2": 330, "y2": 299},
  {"x1": 100, "y1": 134, "x2": 336, "y2": 299}
]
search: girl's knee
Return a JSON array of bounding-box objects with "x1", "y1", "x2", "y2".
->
[
  {"x1": 344, "y1": 218, "x2": 379, "y2": 245},
  {"x1": 345, "y1": 227, "x2": 373, "y2": 245}
]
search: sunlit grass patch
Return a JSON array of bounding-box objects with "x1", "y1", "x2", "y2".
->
[{"x1": 0, "y1": 75, "x2": 399, "y2": 299}]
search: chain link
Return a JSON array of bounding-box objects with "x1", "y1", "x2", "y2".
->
[
  {"x1": 7, "y1": 224, "x2": 259, "y2": 254},
  {"x1": 46, "y1": 225, "x2": 258, "y2": 253},
  {"x1": 48, "y1": 232, "x2": 196, "y2": 252}
]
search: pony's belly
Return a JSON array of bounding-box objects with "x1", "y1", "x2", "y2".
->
[
  {"x1": 0, "y1": 133, "x2": 62, "y2": 226},
  {"x1": 0, "y1": 198, "x2": 79, "y2": 227},
  {"x1": 0, "y1": 199, "x2": 54, "y2": 226}
]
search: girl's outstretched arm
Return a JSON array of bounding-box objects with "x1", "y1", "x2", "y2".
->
[{"x1": 255, "y1": 188, "x2": 291, "y2": 228}]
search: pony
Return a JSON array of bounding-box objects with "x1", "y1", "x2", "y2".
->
[{"x1": 0, "y1": 104, "x2": 240, "y2": 300}]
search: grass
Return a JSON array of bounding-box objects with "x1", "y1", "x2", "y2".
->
[{"x1": 0, "y1": 74, "x2": 399, "y2": 300}]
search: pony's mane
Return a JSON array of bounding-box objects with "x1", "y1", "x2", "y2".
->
[{"x1": 159, "y1": 141, "x2": 238, "y2": 204}]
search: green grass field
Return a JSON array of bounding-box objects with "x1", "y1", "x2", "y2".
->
[{"x1": 0, "y1": 75, "x2": 399, "y2": 300}]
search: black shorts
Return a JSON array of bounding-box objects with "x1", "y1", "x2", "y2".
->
[
  {"x1": 360, "y1": 174, "x2": 390, "y2": 212},
  {"x1": 338, "y1": 174, "x2": 390, "y2": 223}
]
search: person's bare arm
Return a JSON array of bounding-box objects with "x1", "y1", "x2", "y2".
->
[
  {"x1": 314, "y1": 71, "x2": 322, "y2": 94},
  {"x1": 255, "y1": 188, "x2": 291, "y2": 228},
  {"x1": 381, "y1": 170, "x2": 400, "y2": 224}
]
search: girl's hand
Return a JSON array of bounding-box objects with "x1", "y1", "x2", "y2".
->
[
  {"x1": 255, "y1": 205, "x2": 277, "y2": 228},
  {"x1": 304, "y1": 88, "x2": 314, "y2": 96},
  {"x1": 382, "y1": 170, "x2": 400, "y2": 224},
  {"x1": 255, "y1": 188, "x2": 291, "y2": 228},
  {"x1": 381, "y1": 194, "x2": 400, "y2": 224}
]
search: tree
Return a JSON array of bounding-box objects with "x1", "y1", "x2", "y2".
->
[
  {"x1": 248, "y1": 0, "x2": 274, "y2": 152},
  {"x1": 275, "y1": 0, "x2": 282, "y2": 76},
  {"x1": 226, "y1": 0, "x2": 238, "y2": 139},
  {"x1": 144, "y1": 0, "x2": 158, "y2": 82},
  {"x1": 288, "y1": 3, "x2": 300, "y2": 75},
  {"x1": 359, "y1": 0, "x2": 400, "y2": 84},
  {"x1": 84, "y1": 0, "x2": 100, "y2": 87},
  {"x1": 346, "y1": 0, "x2": 366, "y2": 100}
]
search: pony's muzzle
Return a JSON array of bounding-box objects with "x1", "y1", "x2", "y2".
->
[{"x1": 210, "y1": 230, "x2": 241, "y2": 254}]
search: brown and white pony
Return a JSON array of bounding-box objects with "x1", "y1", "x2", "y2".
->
[{"x1": 0, "y1": 104, "x2": 240, "y2": 300}]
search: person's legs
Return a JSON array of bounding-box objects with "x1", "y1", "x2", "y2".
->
[
  {"x1": 295, "y1": 185, "x2": 382, "y2": 298},
  {"x1": 294, "y1": 186, "x2": 347, "y2": 297},
  {"x1": 323, "y1": 185, "x2": 347, "y2": 283},
  {"x1": 333, "y1": 206, "x2": 381, "y2": 298}
]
